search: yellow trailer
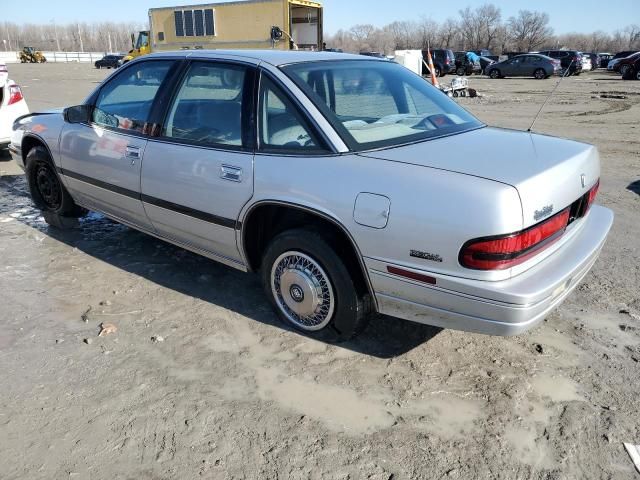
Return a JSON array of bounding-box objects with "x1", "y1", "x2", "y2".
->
[{"x1": 123, "y1": 0, "x2": 323, "y2": 62}]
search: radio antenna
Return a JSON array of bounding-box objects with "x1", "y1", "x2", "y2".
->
[{"x1": 527, "y1": 57, "x2": 575, "y2": 132}]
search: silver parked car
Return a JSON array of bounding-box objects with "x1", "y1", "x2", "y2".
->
[
  {"x1": 486, "y1": 54, "x2": 561, "y2": 79},
  {"x1": 9, "y1": 50, "x2": 613, "y2": 340}
]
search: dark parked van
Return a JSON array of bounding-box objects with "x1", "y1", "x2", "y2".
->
[{"x1": 421, "y1": 49, "x2": 456, "y2": 77}]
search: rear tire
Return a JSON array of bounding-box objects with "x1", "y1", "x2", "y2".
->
[
  {"x1": 456, "y1": 66, "x2": 465, "y2": 76},
  {"x1": 26, "y1": 146, "x2": 85, "y2": 227},
  {"x1": 622, "y1": 66, "x2": 637, "y2": 80},
  {"x1": 261, "y1": 228, "x2": 372, "y2": 341}
]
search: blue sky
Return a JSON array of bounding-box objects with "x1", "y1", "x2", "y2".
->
[{"x1": 5, "y1": 0, "x2": 639, "y2": 35}]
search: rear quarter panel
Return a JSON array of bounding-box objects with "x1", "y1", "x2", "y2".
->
[{"x1": 246, "y1": 153, "x2": 523, "y2": 282}]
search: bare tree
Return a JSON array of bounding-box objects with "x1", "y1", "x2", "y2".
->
[
  {"x1": 507, "y1": 10, "x2": 553, "y2": 51},
  {"x1": 0, "y1": 20, "x2": 144, "y2": 53},
  {"x1": 477, "y1": 3, "x2": 502, "y2": 50},
  {"x1": 415, "y1": 17, "x2": 439, "y2": 49},
  {"x1": 622, "y1": 24, "x2": 640, "y2": 49},
  {"x1": 437, "y1": 18, "x2": 459, "y2": 49},
  {"x1": 458, "y1": 3, "x2": 502, "y2": 50},
  {"x1": 387, "y1": 21, "x2": 417, "y2": 49},
  {"x1": 349, "y1": 24, "x2": 376, "y2": 44}
]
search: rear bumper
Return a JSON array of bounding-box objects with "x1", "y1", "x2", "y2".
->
[
  {"x1": 8, "y1": 143, "x2": 23, "y2": 167},
  {"x1": 369, "y1": 205, "x2": 614, "y2": 335}
]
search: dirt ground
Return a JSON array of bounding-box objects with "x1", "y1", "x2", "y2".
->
[{"x1": 0, "y1": 63, "x2": 639, "y2": 480}]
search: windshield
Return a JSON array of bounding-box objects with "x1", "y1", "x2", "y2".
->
[
  {"x1": 136, "y1": 31, "x2": 150, "y2": 49},
  {"x1": 282, "y1": 60, "x2": 483, "y2": 150}
]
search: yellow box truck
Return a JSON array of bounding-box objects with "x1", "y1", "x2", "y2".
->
[{"x1": 123, "y1": 0, "x2": 323, "y2": 62}]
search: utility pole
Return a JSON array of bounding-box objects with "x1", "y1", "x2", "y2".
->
[
  {"x1": 77, "y1": 23, "x2": 84, "y2": 52},
  {"x1": 108, "y1": 32, "x2": 112, "y2": 53}
]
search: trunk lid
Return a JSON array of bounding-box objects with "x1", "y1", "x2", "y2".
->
[{"x1": 358, "y1": 127, "x2": 600, "y2": 229}]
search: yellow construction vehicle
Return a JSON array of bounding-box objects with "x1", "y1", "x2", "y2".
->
[
  {"x1": 122, "y1": 0, "x2": 323, "y2": 63},
  {"x1": 18, "y1": 47, "x2": 47, "y2": 63}
]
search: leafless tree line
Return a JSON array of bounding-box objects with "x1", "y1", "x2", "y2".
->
[
  {"x1": 0, "y1": 21, "x2": 146, "y2": 53},
  {"x1": 326, "y1": 4, "x2": 640, "y2": 55}
]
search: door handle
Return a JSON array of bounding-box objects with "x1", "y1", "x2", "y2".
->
[
  {"x1": 125, "y1": 146, "x2": 140, "y2": 158},
  {"x1": 220, "y1": 164, "x2": 242, "y2": 182},
  {"x1": 125, "y1": 145, "x2": 140, "y2": 165}
]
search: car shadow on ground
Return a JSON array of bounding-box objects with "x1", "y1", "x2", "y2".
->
[
  {"x1": 0, "y1": 174, "x2": 441, "y2": 358},
  {"x1": 627, "y1": 180, "x2": 640, "y2": 196},
  {"x1": 0, "y1": 150, "x2": 12, "y2": 161}
]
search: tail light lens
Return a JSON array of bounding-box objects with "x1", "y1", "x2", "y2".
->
[
  {"x1": 585, "y1": 180, "x2": 599, "y2": 213},
  {"x1": 8, "y1": 84, "x2": 23, "y2": 105},
  {"x1": 460, "y1": 209, "x2": 570, "y2": 270},
  {"x1": 461, "y1": 180, "x2": 600, "y2": 271}
]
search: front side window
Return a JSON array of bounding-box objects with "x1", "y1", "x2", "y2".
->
[
  {"x1": 258, "y1": 75, "x2": 324, "y2": 152},
  {"x1": 164, "y1": 62, "x2": 247, "y2": 147},
  {"x1": 283, "y1": 60, "x2": 483, "y2": 150},
  {"x1": 93, "y1": 60, "x2": 173, "y2": 133}
]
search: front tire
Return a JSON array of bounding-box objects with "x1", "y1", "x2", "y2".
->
[
  {"x1": 534, "y1": 68, "x2": 546, "y2": 79},
  {"x1": 489, "y1": 69, "x2": 500, "y2": 79},
  {"x1": 261, "y1": 228, "x2": 371, "y2": 341},
  {"x1": 26, "y1": 146, "x2": 85, "y2": 226}
]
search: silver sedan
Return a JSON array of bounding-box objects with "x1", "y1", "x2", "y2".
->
[{"x1": 10, "y1": 50, "x2": 613, "y2": 340}]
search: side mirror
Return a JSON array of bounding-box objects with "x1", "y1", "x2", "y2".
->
[{"x1": 63, "y1": 105, "x2": 92, "y2": 124}]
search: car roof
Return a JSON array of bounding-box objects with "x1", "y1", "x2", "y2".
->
[{"x1": 140, "y1": 49, "x2": 379, "y2": 66}]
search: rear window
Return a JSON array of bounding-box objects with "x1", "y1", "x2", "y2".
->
[{"x1": 282, "y1": 60, "x2": 483, "y2": 151}]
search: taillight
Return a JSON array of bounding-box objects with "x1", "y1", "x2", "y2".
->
[
  {"x1": 585, "y1": 180, "x2": 599, "y2": 213},
  {"x1": 8, "y1": 84, "x2": 23, "y2": 105},
  {"x1": 460, "y1": 208, "x2": 571, "y2": 270}
]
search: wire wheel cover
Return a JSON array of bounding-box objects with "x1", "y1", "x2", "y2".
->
[{"x1": 271, "y1": 251, "x2": 335, "y2": 330}]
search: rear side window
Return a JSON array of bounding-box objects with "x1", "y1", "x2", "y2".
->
[
  {"x1": 164, "y1": 61, "x2": 248, "y2": 147},
  {"x1": 93, "y1": 60, "x2": 173, "y2": 133},
  {"x1": 258, "y1": 75, "x2": 324, "y2": 153}
]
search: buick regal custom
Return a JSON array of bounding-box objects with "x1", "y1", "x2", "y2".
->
[{"x1": 9, "y1": 50, "x2": 613, "y2": 340}]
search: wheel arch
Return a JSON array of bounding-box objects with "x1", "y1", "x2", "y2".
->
[
  {"x1": 21, "y1": 133, "x2": 54, "y2": 165},
  {"x1": 240, "y1": 200, "x2": 378, "y2": 310}
]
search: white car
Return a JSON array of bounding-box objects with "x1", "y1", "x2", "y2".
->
[
  {"x1": 0, "y1": 63, "x2": 29, "y2": 149},
  {"x1": 580, "y1": 53, "x2": 591, "y2": 71}
]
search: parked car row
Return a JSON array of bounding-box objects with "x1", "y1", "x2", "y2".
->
[{"x1": 451, "y1": 48, "x2": 640, "y2": 80}]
